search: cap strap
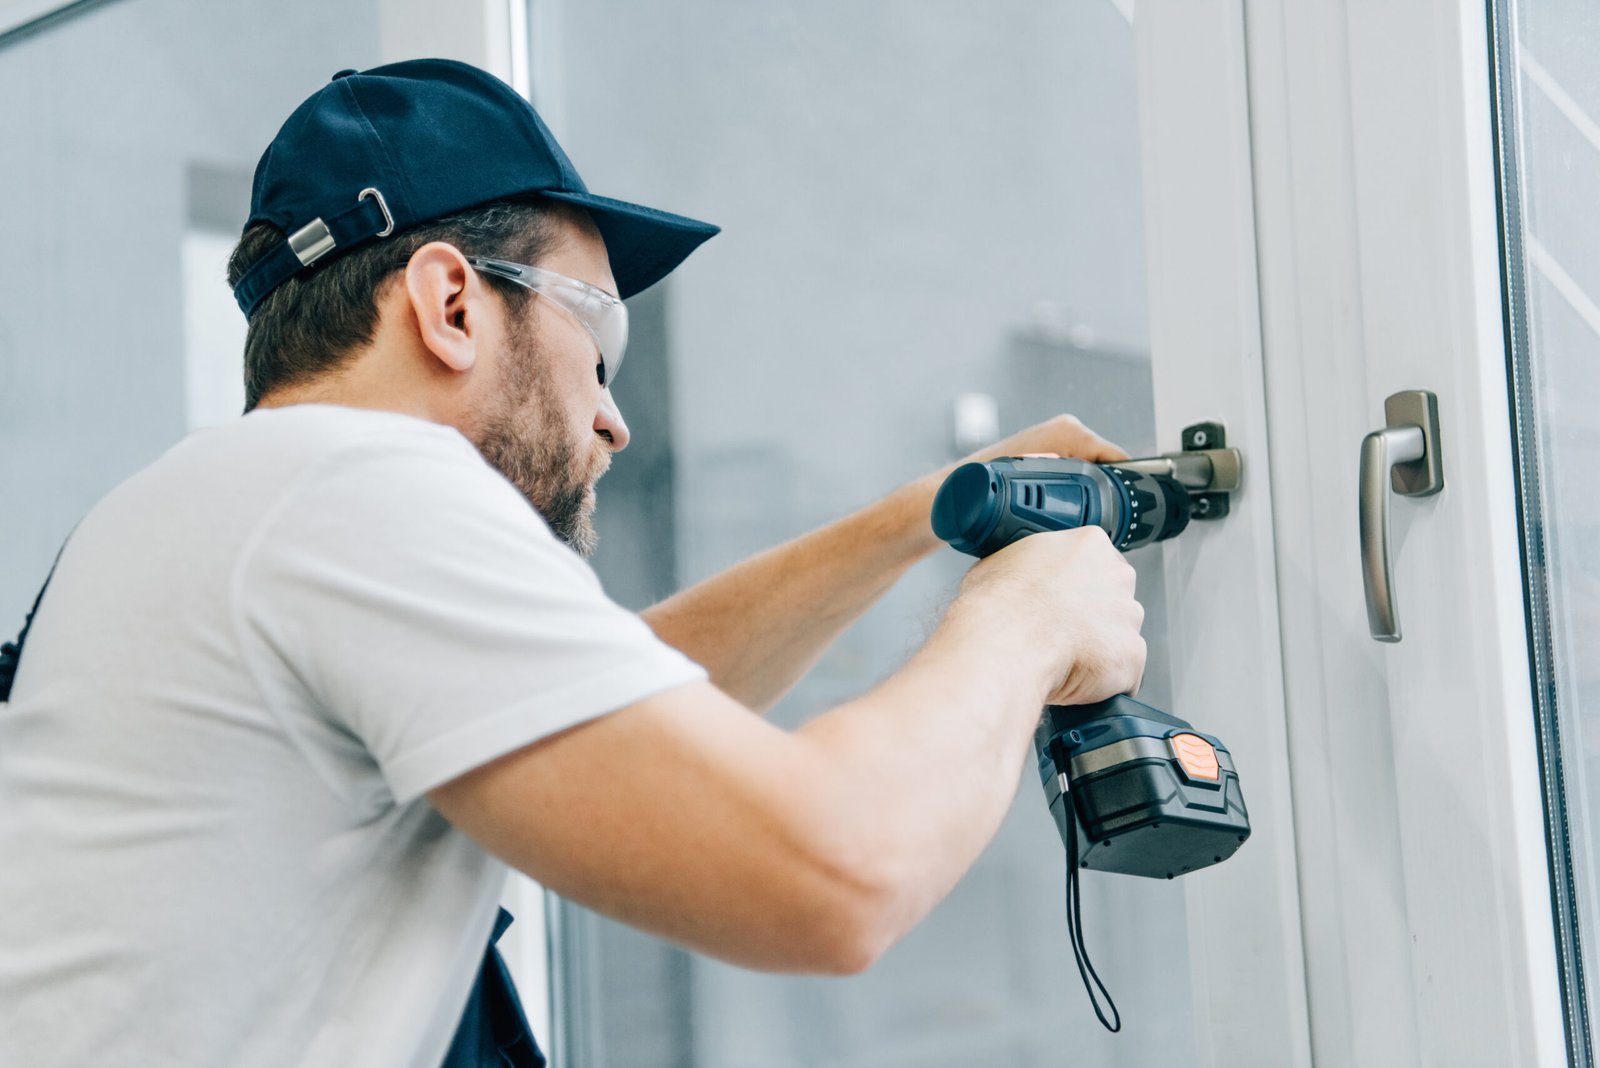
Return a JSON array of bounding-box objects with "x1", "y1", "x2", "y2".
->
[{"x1": 232, "y1": 190, "x2": 394, "y2": 317}]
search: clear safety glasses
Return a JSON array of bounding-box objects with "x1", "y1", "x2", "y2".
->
[{"x1": 467, "y1": 257, "x2": 629, "y2": 387}]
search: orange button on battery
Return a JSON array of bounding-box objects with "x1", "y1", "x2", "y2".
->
[{"x1": 1170, "y1": 732, "x2": 1220, "y2": 781}]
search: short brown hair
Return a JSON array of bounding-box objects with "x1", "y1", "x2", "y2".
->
[{"x1": 227, "y1": 198, "x2": 558, "y2": 410}]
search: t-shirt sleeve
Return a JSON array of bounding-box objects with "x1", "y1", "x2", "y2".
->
[{"x1": 234, "y1": 427, "x2": 706, "y2": 806}]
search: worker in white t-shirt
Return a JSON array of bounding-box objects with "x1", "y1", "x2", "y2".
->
[{"x1": 0, "y1": 60, "x2": 1146, "y2": 1068}]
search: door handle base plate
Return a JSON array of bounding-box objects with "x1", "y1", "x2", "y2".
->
[{"x1": 1385, "y1": 390, "x2": 1445, "y2": 497}]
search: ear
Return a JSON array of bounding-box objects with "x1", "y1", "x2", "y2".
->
[{"x1": 403, "y1": 242, "x2": 483, "y2": 373}]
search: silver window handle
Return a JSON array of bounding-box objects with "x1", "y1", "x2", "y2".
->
[{"x1": 1359, "y1": 391, "x2": 1445, "y2": 642}]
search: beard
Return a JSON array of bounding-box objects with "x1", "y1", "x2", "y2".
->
[{"x1": 471, "y1": 318, "x2": 611, "y2": 557}]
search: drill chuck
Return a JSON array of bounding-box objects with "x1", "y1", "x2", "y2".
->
[{"x1": 931, "y1": 456, "x2": 1192, "y2": 556}]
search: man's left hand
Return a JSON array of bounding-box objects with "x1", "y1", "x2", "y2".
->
[
  {"x1": 958, "y1": 413, "x2": 1129, "y2": 467},
  {"x1": 900, "y1": 413, "x2": 1130, "y2": 558}
]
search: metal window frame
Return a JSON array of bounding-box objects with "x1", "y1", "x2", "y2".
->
[{"x1": 1486, "y1": 0, "x2": 1593, "y2": 1062}]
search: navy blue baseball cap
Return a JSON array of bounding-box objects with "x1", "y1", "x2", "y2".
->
[{"x1": 232, "y1": 58, "x2": 719, "y2": 318}]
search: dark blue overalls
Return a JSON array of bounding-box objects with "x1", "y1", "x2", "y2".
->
[
  {"x1": 439, "y1": 908, "x2": 547, "y2": 1067},
  {"x1": 0, "y1": 560, "x2": 547, "y2": 1068}
]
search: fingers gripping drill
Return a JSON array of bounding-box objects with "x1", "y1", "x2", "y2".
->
[{"x1": 929, "y1": 426, "x2": 1252, "y2": 1031}]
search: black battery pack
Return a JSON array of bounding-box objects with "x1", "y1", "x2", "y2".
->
[{"x1": 1035, "y1": 696, "x2": 1251, "y2": 880}]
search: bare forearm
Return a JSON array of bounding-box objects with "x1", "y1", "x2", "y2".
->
[
  {"x1": 638, "y1": 415, "x2": 1128, "y2": 713},
  {"x1": 785, "y1": 525, "x2": 1142, "y2": 961},
  {"x1": 792, "y1": 590, "x2": 1056, "y2": 952},
  {"x1": 641, "y1": 469, "x2": 952, "y2": 711}
]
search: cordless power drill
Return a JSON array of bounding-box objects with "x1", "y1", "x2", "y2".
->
[{"x1": 930, "y1": 450, "x2": 1251, "y2": 1031}]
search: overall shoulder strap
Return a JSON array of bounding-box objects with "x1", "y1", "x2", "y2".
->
[{"x1": 0, "y1": 540, "x2": 71, "y2": 703}]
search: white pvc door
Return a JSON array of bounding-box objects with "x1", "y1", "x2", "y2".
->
[{"x1": 1242, "y1": 0, "x2": 1568, "y2": 1063}]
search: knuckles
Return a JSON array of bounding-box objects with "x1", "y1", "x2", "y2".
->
[{"x1": 1046, "y1": 413, "x2": 1087, "y2": 435}]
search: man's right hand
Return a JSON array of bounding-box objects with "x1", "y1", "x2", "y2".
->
[
  {"x1": 430, "y1": 521, "x2": 1149, "y2": 978},
  {"x1": 957, "y1": 526, "x2": 1147, "y2": 708}
]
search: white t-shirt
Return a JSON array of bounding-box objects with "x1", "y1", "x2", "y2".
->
[{"x1": 0, "y1": 405, "x2": 706, "y2": 1067}]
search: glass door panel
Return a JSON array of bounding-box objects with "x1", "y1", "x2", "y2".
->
[{"x1": 566, "y1": 2, "x2": 1306, "y2": 1064}]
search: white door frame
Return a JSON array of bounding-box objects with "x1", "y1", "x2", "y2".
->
[
  {"x1": 1135, "y1": 3, "x2": 1313, "y2": 1064},
  {"x1": 1246, "y1": 0, "x2": 1564, "y2": 1063}
]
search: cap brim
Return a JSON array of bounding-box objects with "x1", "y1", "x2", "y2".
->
[{"x1": 541, "y1": 189, "x2": 719, "y2": 300}]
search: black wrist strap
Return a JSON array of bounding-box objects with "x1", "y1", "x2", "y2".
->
[
  {"x1": 1057, "y1": 762, "x2": 1122, "y2": 1033},
  {"x1": 1068, "y1": 799, "x2": 1120, "y2": 1036}
]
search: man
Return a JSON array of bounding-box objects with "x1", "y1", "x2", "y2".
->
[{"x1": 0, "y1": 59, "x2": 1145, "y2": 1066}]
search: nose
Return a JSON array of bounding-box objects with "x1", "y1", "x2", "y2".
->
[{"x1": 595, "y1": 389, "x2": 630, "y2": 452}]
